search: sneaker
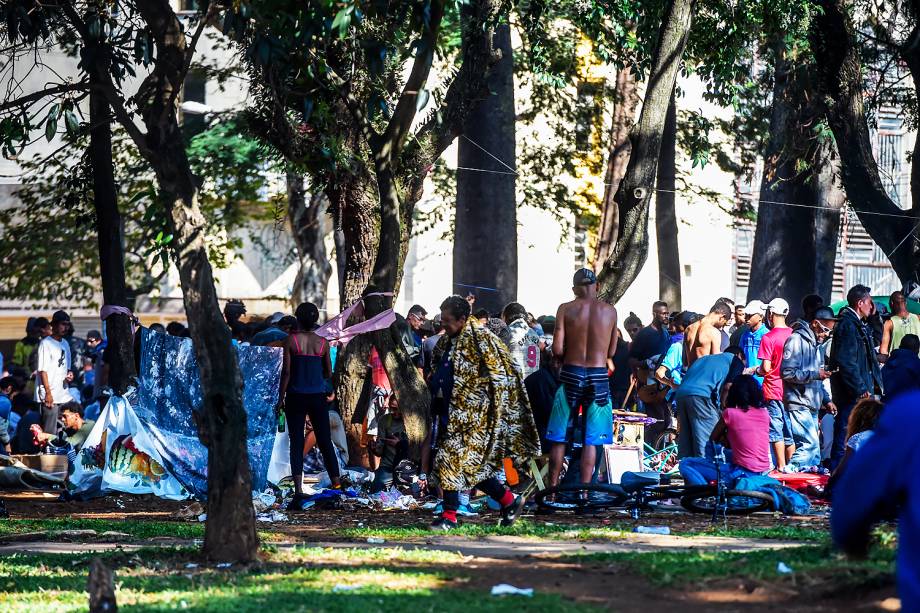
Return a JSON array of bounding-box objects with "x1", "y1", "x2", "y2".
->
[
  {"x1": 430, "y1": 516, "x2": 458, "y2": 531},
  {"x1": 457, "y1": 503, "x2": 479, "y2": 517},
  {"x1": 500, "y1": 495, "x2": 527, "y2": 527}
]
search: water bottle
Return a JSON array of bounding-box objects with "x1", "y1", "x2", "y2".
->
[{"x1": 277, "y1": 411, "x2": 286, "y2": 433}]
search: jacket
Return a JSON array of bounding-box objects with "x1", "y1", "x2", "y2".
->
[
  {"x1": 781, "y1": 322, "x2": 831, "y2": 410},
  {"x1": 832, "y1": 391, "x2": 920, "y2": 611},
  {"x1": 882, "y1": 348, "x2": 920, "y2": 402},
  {"x1": 828, "y1": 307, "x2": 882, "y2": 405}
]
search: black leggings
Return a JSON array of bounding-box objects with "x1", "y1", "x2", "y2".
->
[
  {"x1": 285, "y1": 392, "x2": 340, "y2": 480},
  {"x1": 443, "y1": 477, "x2": 507, "y2": 511}
]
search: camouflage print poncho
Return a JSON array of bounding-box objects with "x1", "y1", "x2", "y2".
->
[{"x1": 432, "y1": 319, "x2": 541, "y2": 491}]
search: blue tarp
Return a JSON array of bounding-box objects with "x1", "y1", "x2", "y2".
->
[{"x1": 135, "y1": 328, "x2": 282, "y2": 499}]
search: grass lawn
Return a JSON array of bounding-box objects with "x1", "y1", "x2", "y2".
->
[
  {"x1": 569, "y1": 542, "x2": 895, "y2": 589},
  {"x1": 0, "y1": 518, "x2": 289, "y2": 543},
  {"x1": 337, "y1": 518, "x2": 633, "y2": 541},
  {"x1": 0, "y1": 546, "x2": 596, "y2": 612}
]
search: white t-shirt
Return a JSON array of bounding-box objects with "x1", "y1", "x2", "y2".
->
[
  {"x1": 507, "y1": 319, "x2": 542, "y2": 380},
  {"x1": 34, "y1": 336, "x2": 74, "y2": 404}
]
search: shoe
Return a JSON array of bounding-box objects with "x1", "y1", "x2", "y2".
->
[
  {"x1": 500, "y1": 495, "x2": 527, "y2": 527},
  {"x1": 286, "y1": 495, "x2": 305, "y2": 511},
  {"x1": 432, "y1": 502, "x2": 478, "y2": 517},
  {"x1": 430, "y1": 516, "x2": 458, "y2": 531}
]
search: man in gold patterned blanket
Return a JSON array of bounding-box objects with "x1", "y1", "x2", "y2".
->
[{"x1": 428, "y1": 295, "x2": 541, "y2": 530}]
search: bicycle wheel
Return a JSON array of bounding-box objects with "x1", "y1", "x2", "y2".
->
[
  {"x1": 535, "y1": 483, "x2": 628, "y2": 513},
  {"x1": 680, "y1": 488, "x2": 775, "y2": 515}
]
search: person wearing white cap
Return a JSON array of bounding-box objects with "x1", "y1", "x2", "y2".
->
[
  {"x1": 739, "y1": 300, "x2": 768, "y2": 383},
  {"x1": 756, "y1": 298, "x2": 795, "y2": 470}
]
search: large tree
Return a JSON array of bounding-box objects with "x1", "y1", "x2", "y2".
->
[{"x1": 0, "y1": 0, "x2": 263, "y2": 561}]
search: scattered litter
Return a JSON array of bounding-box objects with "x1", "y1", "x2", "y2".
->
[
  {"x1": 174, "y1": 502, "x2": 205, "y2": 520},
  {"x1": 197, "y1": 513, "x2": 207, "y2": 522},
  {"x1": 216, "y1": 563, "x2": 232, "y2": 569},
  {"x1": 368, "y1": 489, "x2": 418, "y2": 510},
  {"x1": 185, "y1": 563, "x2": 199, "y2": 569},
  {"x1": 367, "y1": 537, "x2": 385, "y2": 544},
  {"x1": 256, "y1": 511, "x2": 287, "y2": 523},
  {"x1": 777, "y1": 562, "x2": 794, "y2": 574},
  {"x1": 634, "y1": 526, "x2": 670, "y2": 535},
  {"x1": 491, "y1": 584, "x2": 534, "y2": 597},
  {"x1": 333, "y1": 584, "x2": 362, "y2": 592},
  {"x1": 253, "y1": 490, "x2": 277, "y2": 512}
]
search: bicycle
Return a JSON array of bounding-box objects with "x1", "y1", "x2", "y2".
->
[{"x1": 535, "y1": 446, "x2": 774, "y2": 519}]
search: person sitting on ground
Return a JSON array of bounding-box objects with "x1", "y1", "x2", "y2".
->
[
  {"x1": 369, "y1": 394, "x2": 409, "y2": 494},
  {"x1": 32, "y1": 401, "x2": 96, "y2": 451},
  {"x1": 429, "y1": 295, "x2": 540, "y2": 530},
  {"x1": 279, "y1": 302, "x2": 341, "y2": 509},
  {"x1": 881, "y1": 334, "x2": 920, "y2": 401},
  {"x1": 827, "y1": 397, "x2": 884, "y2": 494},
  {"x1": 674, "y1": 346, "x2": 745, "y2": 458},
  {"x1": 879, "y1": 290, "x2": 920, "y2": 363},
  {"x1": 683, "y1": 301, "x2": 732, "y2": 368},
  {"x1": 679, "y1": 375, "x2": 770, "y2": 486},
  {"x1": 10, "y1": 396, "x2": 41, "y2": 454},
  {"x1": 830, "y1": 392, "x2": 919, "y2": 608},
  {"x1": 548, "y1": 269, "x2": 619, "y2": 488}
]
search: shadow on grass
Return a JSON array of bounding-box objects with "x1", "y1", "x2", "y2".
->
[{"x1": 0, "y1": 547, "x2": 597, "y2": 612}]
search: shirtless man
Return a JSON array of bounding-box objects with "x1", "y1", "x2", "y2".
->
[
  {"x1": 683, "y1": 301, "x2": 732, "y2": 368},
  {"x1": 549, "y1": 269, "x2": 619, "y2": 487}
]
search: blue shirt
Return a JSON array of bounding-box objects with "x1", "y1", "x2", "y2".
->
[
  {"x1": 740, "y1": 325, "x2": 767, "y2": 384},
  {"x1": 659, "y1": 340, "x2": 684, "y2": 398},
  {"x1": 675, "y1": 353, "x2": 742, "y2": 401},
  {"x1": 832, "y1": 391, "x2": 920, "y2": 609}
]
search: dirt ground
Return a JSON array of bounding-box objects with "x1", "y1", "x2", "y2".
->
[{"x1": 0, "y1": 490, "x2": 897, "y2": 611}]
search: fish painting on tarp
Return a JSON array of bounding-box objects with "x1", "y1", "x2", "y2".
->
[{"x1": 134, "y1": 328, "x2": 282, "y2": 499}]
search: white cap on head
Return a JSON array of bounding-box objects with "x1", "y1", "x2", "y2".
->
[
  {"x1": 744, "y1": 300, "x2": 766, "y2": 316},
  {"x1": 767, "y1": 298, "x2": 790, "y2": 315}
]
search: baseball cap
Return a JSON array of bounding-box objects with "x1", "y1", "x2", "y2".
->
[
  {"x1": 743, "y1": 300, "x2": 766, "y2": 316},
  {"x1": 767, "y1": 298, "x2": 790, "y2": 315},
  {"x1": 86, "y1": 329, "x2": 102, "y2": 340},
  {"x1": 573, "y1": 268, "x2": 597, "y2": 286},
  {"x1": 813, "y1": 306, "x2": 837, "y2": 321},
  {"x1": 267, "y1": 312, "x2": 285, "y2": 325},
  {"x1": 51, "y1": 310, "x2": 71, "y2": 323}
]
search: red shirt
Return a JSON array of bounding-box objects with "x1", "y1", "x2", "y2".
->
[
  {"x1": 723, "y1": 407, "x2": 771, "y2": 473},
  {"x1": 757, "y1": 326, "x2": 793, "y2": 401}
]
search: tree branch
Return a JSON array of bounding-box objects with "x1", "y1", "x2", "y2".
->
[
  {"x1": 379, "y1": 0, "x2": 446, "y2": 161},
  {"x1": 0, "y1": 81, "x2": 88, "y2": 112}
]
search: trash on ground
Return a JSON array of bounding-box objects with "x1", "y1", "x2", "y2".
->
[
  {"x1": 333, "y1": 584, "x2": 363, "y2": 592},
  {"x1": 367, "y1": 536, "x2": 385, "y2": 544},
  {"x1": 256, "y1": 510, "x2": 287, "y2": 522},
  {"x1": 634, "y1": 526, "x2": 670, "y2": 535},
  {"x1": 491, "y1": 584, "x2": 534, "y2": 597},
  {"x1": 777, "y1": 562, "x2": 794, "y2": 574}
]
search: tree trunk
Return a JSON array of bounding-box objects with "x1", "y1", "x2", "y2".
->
[
  {"x1": 811, "y1": 0, "x2": 918, "y2": 286},
  {"x1": 88, "y1": 45, "x2": 135, "y2": 396},
  {"x1": 655, "y1": 95, "x2": 681, "y2": 309},
  {"x1": 125, "y1": 0, "x2": 258, "y2": 563},
  {"x1": 453, "y1": 23, "x2": 516, "y2": 314},
  {"x1": 287, "y1": 172, "x2": 332, "y2": 309},
  {"x1": 748, "y1": 47, "x2": 844, "y2": 313},
  {"x1": 597, "y1": 0, "x2": 695, "y2": 304},
  {"x1": 326, "y1": 172, "x2": 379, "y2": 306},
  {"x1": 595, "y1": 67, "x2": 639, "y2": 272}
]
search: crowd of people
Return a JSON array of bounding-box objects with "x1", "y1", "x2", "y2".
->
[{"x1": 2, "y1": 279, "x2": 918, "y2": 533}]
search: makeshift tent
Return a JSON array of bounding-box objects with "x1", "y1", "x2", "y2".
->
[{"x1": 68, "y1": 329, "x2": 282, "y2": 500}]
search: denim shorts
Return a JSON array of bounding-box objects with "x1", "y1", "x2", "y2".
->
[{"x1": 765, "y1": 399, "x2": 793, "y2": 445}]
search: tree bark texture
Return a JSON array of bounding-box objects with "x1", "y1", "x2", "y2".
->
[
  {"x1": 287, "y1": 172, "x2": 332, "y2": 308},
  {"x1": 655, "y1": 95, "x2": 681, "y2": 309},
  {"x1": 453, "y1": 23, "x2": 517, "y2": 314},
  {"x1": 747, "y1": 49, "x2": 844, "y2": 312},
  {"x1": 811, "y1": 0, "x2": 919, "y2": 287},
  {"x1": 124, "y1": 0, "x2": 258, "y2": 563},
  {"x1": 597, "y1": 0, "x2": 695, "y2": 304},
  {"x1": 87, "y1": 36, "x2": 135, "y2": 396},
  {"x1": 326, "y1": 171, "x2": 379, "y2": 306},
  {"x1": 595, "y1": 67, "x2": 639, "y2": 272}
]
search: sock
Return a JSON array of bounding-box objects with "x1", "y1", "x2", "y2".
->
[
  {"x1": 441, "y1": 510, "x2": 457, "y2": 522},
  {"x1": 498, "y1": 489, "x2": 515, "y2": 508}
]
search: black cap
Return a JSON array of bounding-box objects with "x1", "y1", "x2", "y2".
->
[
  {"x1": 86, "y1": 329, "x2": 102, "y2": 340},
  {"x1": 573, "y1": 268, "x2": 597, "y2": 286},
  {"x1": 51, "y1": 310, "x2": 71, "y2": 323},
  {"x1": 814, "y1": 306, "x2": 837, "y2": 321}
]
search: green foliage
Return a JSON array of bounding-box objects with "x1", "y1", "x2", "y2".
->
[{"x1": 0, "y1": 120, "x2": 276, "y2": 306}]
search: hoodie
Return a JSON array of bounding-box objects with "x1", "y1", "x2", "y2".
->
[
  {"x1": 781, "y1": 321, "x2": 831, "y2": 410},
  {"x1": 882, "y1": 348, "x2": 920, "y2": 402}
]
